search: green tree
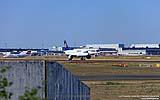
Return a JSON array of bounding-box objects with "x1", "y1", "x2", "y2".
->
[
  {"x1": 19, "y1": 88, "x2": 41, "y2": 100},
  {"x1": 0, "y1": 66, "x2": 12, "y2": 100}
]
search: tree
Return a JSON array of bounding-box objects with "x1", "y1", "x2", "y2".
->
[
  {"x1": 19, "y1": 88, "x2": 41, "y2": 100},
  {"x1": 0, "y1": 66, "x2": 12, "y2": 100}
]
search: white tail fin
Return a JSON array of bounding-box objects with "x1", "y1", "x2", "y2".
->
[{"x1": 20, "y1": 50, "x2": 31, "y2": 55}]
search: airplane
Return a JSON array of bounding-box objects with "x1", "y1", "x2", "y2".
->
[
  {"x1": 3, "y1": 50, "x2": 32, "y2": 58},
  {"x1": 64, "y1": 48, "x2": 99, "y2": 60},
  {"x1": 63, "y1": 40, "x2": 99, "y2": 60}
]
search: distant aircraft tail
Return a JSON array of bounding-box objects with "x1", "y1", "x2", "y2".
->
[
  {"x1": 26, "y1": 50, "x2": 31, "y2": 54},
  {"x1": 64, "y1": 40, "x2": 69, "y2": 48},
  {"x1": 20, "y1": 50, "x2": 31, "y2": 55},
  {"x1": 64, "y1": 40, "x2": 71, "y2": 50}
]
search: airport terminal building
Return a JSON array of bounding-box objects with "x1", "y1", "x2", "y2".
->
[
  {"x1": 119, "y1": 44, "x2": 160, "y2": 56},
  {"x1": 130, "y1": 44, "x2": 160, "y2": 48},
  {"x1": 85, "y1": 44, "x2": 124, "y2": 50},
  {"x1": 85, "y1": 44, "x2": 124, "y2": 56},
  {"x1": 85, "y1": 43, "x2": 160, "y2": 56}
]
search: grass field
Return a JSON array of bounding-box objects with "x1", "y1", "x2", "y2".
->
[
  {"x1": 62, "y1": 62, "x2": 160, "y2": 76},
  {"x1": 85, "y1": 80, "x2": 160, "y2": 100},
  {"x1": 92, "y1": 55, "x2": 160, "y2": 60},
  {"x1": 58, "y1": 56, "x2": 160, "y2": 100},
  {"x1": 5, "y1": 55, "x2": 159, "y2": 60}
]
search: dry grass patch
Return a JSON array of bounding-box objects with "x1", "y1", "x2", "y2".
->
[{"x1": 84, "y1": 80, "x2": 160, "y2": 100}]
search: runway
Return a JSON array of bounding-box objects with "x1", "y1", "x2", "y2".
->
[
  {"x1": 1, "y1": 58, "x2": 160, "y2": 63},
  {"x1": 57, "y1": 59, "x2": 160, "y2": 63},
  {"x1": 78, "y1": 74, "x2": 160, "y2": 81}
]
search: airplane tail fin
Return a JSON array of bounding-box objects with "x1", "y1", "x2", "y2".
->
[
  {"x1": 64, "y1": 40, "x2": 69, "y2": 48},
  {"x1": 20, "y1": 50, "x2": 31, "y2": 55},
  {"x1": 26, "y1": 50, "x2": 31, "y2": 54}
]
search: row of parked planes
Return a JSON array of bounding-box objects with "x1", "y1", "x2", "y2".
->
[{"x1": 2, "y1": 40, "x2": 100, "y2": 60}]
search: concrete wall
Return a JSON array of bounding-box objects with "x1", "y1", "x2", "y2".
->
[
  {"x1": 47, "y1": 62, "x2": 90, "y2": 100},
  {"x1": 0, "y1": 61, "x2": 45, "y2": 100},
  {"x1": 0, "y1": 60, "x2": 90, "y2": 100}
]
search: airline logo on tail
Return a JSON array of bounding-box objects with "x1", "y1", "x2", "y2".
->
[
  {"x1": 64, "y1": 40, "x2": 69, "y2": 48},
  {"x1": 64, "y1": 40, "x2": 71, "y2": 50}
]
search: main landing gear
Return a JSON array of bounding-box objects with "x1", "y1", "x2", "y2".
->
[
  {"x1": 80, "y1": 57, "x2": 85, "y2": 60},
  {"x1": 68, "y1": 55, "x2": 73, "y2": 60}
]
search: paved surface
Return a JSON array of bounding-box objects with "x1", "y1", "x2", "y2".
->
[
  {"x1": 57, "y1": 59, "x2": 160, "y2": 63},
  {"x1": 1, "y1": 58, "x2": 160, "y2": 62},
  {"x1": 78, "y1": 74, "x2": 160, "y2": 81}
]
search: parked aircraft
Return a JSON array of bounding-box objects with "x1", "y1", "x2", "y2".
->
[
  {"x1": 3, "y1": 50, "x2": 32, "y2": 58},
  {"x1": 63, "y1": 40, "x2": 99, "y2": 60}
]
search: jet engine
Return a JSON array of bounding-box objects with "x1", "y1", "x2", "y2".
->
[{"x1": 86, "y1": 55, "x2": 91, "y2": 59}]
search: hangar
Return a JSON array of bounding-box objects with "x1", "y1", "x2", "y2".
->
[
  {"x1": 85, "y1": 44, "x2": 124, "y2": 50},
  {"x1": 118, "y1": 48, "x2": 160, "y2": 56},
  {"x1": 130, "y1": 44, "x2": 160, "y2": 48},
  {"x1": 118, "y1": 48, "x2": 146, "y2": 56}
]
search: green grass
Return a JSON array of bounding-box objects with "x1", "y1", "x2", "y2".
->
[{"x1": 62, "y1": 62, "x2": 160, "y2": 76}]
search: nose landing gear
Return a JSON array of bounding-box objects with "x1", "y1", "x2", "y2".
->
[{"x1": 68, "y1": 55, "x2": 73, "y2": 60}]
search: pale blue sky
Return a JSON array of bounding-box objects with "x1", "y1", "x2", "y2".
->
[{"x1": 0, "y1": 0, "x2": 160, "y2": 48}]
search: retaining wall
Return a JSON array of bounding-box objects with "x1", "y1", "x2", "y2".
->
[{"x1": 0, "y1": 60, "x2": 90, "y2": 100}]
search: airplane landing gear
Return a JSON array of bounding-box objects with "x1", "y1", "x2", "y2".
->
[
  {"x1": 86, "y1": 55, "x2": 91, "y2": 59},
  {"x1": 80, "y1": 57, "x2": 85, "y2": 60},
  {"x1": 68, "y1": 55, "x2": 73, "y2": 60}
]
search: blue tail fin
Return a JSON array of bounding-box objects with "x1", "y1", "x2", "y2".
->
[{"x1": 64, "y1": 40, "x2": 69, "y2": 50}]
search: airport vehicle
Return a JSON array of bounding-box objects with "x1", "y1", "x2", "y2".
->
[
  {"x1": 64, "y1": 48, "x2": 99, "y2": 60},
  {"x1": 3, "y1": 50, "x2": 32, "y2": 58}
]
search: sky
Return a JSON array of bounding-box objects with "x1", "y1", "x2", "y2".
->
[{"x1": 0, "y1": 0, "x2": 160, "y2": 48}]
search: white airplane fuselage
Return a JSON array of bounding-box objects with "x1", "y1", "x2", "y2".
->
[
  {"x1": 64, "y1": 48, "x2": 99, "y2": 60},
  {"x1": 3, "y1": 51, "x2": 31, "y2": 58}
]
